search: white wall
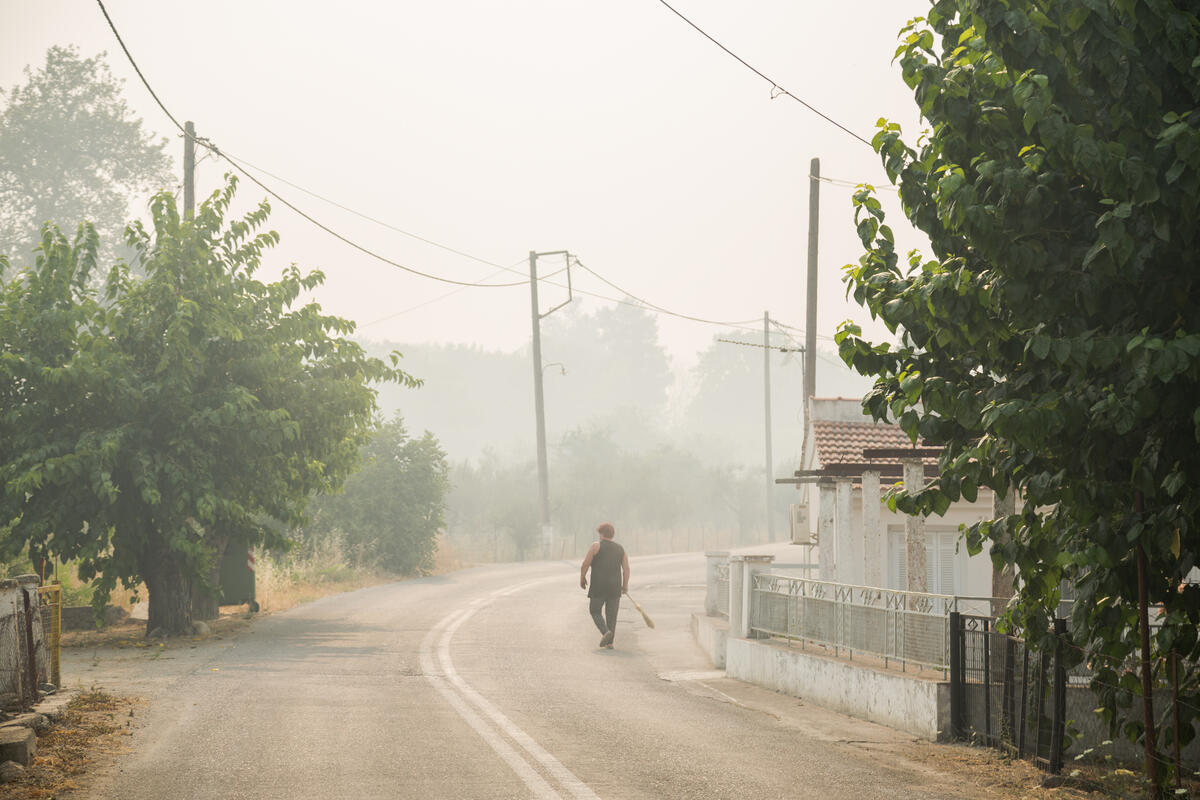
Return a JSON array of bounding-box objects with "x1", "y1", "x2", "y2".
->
[{"x1": 822, "y1": 487, "x2": 994, "y2": 597}]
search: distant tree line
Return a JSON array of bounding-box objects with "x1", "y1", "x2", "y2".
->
[{"x1": 367, "y1": 300, "x2": 831, "y2": 560}]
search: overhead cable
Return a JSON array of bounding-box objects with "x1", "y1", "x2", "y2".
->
[
  {"x1": 655, "y1": 0, "x2": 873, "y2": 148},
  {"x1": 214, "y1": 150, "x2": 524, "y2": 272},
  {"x1": 96, "y1": 0, "x2": 793, "y2": 335},
  {"x1": 810, "y1": 173, "x2": 898, "y2": 192},
  {"x1": 96, "y1": 0, "x2": 525, "y2": 290},
  {"x1": 571, "y1": 258, "x2": 762, "y2": 328}
]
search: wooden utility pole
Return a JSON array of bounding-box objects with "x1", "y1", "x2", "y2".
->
[
  {"x1": 183, "y1": 121, "x2": 196, "y2": 218},
  {"x1": 763, "y1": 311, "x2": 775, "y2": 541}
]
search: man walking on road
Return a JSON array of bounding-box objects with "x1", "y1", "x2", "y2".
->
[{"x1": 579, "y1": 522, "x2": 630, "y2": 648}]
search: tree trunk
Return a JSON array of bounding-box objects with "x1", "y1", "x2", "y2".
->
[
  {"x1": 143, "y1": 539, "x2": 194, "y2": 636},
  {"x1": 191, "y1": 535, "x2": 229, "y2": 621}
]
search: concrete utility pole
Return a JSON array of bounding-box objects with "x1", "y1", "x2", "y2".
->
[
  {"x1": 527, "y1": 250, "x2": 574, "y2": 559},
  {"x1": 528, "y1": 251, "x2": 551, "y2": 558},
  {"x1": 183, "y1": 120, "x2": 196, "y2": 219},
  {"x1": 803, "y1": 157, "x2": 820, "y2": 411},
  {"x1": 763, "y1": 311, "x2": 775, "y2": 541}
]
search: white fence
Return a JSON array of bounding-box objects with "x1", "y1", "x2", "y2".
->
[{"x1": 708, "y1": 554, "x2": 1004, "y2": 673}]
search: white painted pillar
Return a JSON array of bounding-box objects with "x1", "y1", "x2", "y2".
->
[
  {"x1": 835, "y1": 478, "x2": 853, "y2": 584},
  {"x1": 817, "y1": 480, "x2": 836, "y2": 581},
  {"x1": 902, "y1": 458, "x2": 927, "y2": 592},
  {"x1": 862, "y1": 469, "x2": 883, "y2": 588},
  {"x1": 741, "y1": 554, "x2": 775, "y2": 638},
  {"x1": 728, "y1": 555, "x2": 746, "y2": 636},
  {"x1": 705, "y1": 551, "x2": 729, "y2": 616}
]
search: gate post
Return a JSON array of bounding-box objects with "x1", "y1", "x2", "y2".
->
[
  {"x1": 1049, "y1": 617, "x2": 1067, "y2": 773},
  {"x1": 729, "y1": 556, "x2": 746, "y2": 638},
  {"x1": 742, "y1": 555, "x2": 775, "y2": 639},
  {"x1": 949, "y1": 611, "x2": 964, "y2": 740},
  {"x1": 705, "y1": 551, "x2": 729, "y2": 617}
]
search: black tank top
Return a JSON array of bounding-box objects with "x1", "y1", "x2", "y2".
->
[{"x1": 588, "y1": 539, "x2": 624, "y2": 598}]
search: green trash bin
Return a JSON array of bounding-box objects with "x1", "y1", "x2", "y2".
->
[{"x1": 218, "y1": 542, "x2": 259, "y2": 612}]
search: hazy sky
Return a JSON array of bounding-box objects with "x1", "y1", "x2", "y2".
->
[{"x1": 2, "y1": 0, "x2": 930, "y2": 377}]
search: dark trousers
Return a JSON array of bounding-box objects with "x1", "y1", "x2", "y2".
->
[{"x1": 589, "y1": 593, "x2": 621, "y2": 636}]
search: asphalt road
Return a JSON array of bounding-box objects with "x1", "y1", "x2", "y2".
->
[{"x1": 69, "y1": 553, "x2": 1021, "y2": 799}]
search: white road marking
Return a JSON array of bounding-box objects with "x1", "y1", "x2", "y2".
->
[
  {"x1": 419, "y1": 608, "x2": 561, "y2": 799},
  {"x1": 439, "y1": 603, "x2": 601, "y2": 800},
  {"x1": 697, "y1": 681, "x2": 747, "y2": 708},
  {"x1": 657, "y1": 670, "x2": 727, "y2": 682},
  {"x1": 420, "y1": 577, "x2": 601, "y2": 800}
]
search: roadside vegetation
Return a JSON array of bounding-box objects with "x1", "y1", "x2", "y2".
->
[{"x1": 837, "y1": 0, "x2": 1200, "y2": 792}]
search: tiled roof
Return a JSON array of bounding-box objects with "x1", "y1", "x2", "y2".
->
[{"x1": 811, "y1": 419, "x2": 929, "y2": 466}]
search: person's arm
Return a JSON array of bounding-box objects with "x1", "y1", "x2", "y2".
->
[
  {"x1": 580, "y1": 542, "x2": 599, "y2": 590},
  {"x1": 621, "y1": 551, "x2": 631, "y2": 594}
]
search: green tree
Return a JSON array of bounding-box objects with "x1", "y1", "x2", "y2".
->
[
  {"x1": 0, "y1": 46, "x2": 172, "y2": 265},
  {"x1": 0, "y1": 177, "x2": 412, "y2": 635},
  {"x1": 299, "y1": 416, "x2": 448, "y2": 574},
  {"x1": 837, "y1": 1, "x2": 1200, "y2": 783}
]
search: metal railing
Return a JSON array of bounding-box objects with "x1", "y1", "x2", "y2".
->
[
  {"x1": 748, "y1": 572, "x2": 1005, "y2": 672},
  {"x1": 714, "y1": 562, "x2": 730, "y2": 617}
]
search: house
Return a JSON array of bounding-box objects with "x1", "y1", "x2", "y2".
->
[{"x1": 796, "y1": 397, "x2": 999, "y2": 599}]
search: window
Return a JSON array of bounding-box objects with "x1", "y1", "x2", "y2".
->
[{"x1": 888, "y1": 526, "x2": 959, "y2": 595}]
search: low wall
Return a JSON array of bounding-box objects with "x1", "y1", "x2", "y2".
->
[
  {"x1": 0, "y1": 576, "x2": 48, "y2": 704},
  {"x1": 61, "y1": 605, "x2": 129, "y2": 631},
  {"x1": 693, "y1": 612, "x2": 950, "y2": 741}
]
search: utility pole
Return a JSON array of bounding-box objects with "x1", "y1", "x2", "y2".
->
[
  {"x1": 804, "y1": 157, "x2": 820, "y2": 411},
  {"x1": 526, "y1": 250, "x2": 574, "y2": 560},
  {"x1": 763, "y1": 311, "x2": 775, "y2": 541},
  {"x1": 183, "y1": 121, "x2": 196, "y2": 219},
  {"x1": 529, "y1": 251, "x2": 551, "y2": 558}
]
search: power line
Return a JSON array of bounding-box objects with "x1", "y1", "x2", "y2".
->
[
  {"x1": 214, "y1": 148, "x2": 530, "y2": 289},
  {"x1": 362, "y1": 262, "x2": 569, "y2": 327},
  {"x1": 717, "y1": 337, "x2": 803, "y2": 353},
  {"x1": 655, "y1": 0, "x2": 873, "y2": 148},
  {"x1": 214, "y1": 149, "x2": 522, "y2": 272},
  {"x1": 360, "y1": 260, "x2": 528, "y2": 327},
  {"x1": 772, "y1": 318, "x2": 839, "y2": 344},
  {"x1": 95, "y1": 0, "x2": 795, "y2": 338},
  {"x1": 571, "y1": 258, "x2": 762, "y2": 328},
  {"x1": 811, "y1": 173, "x2": 899, "y2": 192},
  {"x1": 96, "y1": 0, "x2": 526, "y2": 291}
]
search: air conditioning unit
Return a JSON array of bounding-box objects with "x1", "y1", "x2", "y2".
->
[{"x1": 789, "y1": 504, "x2": 813, "y2": 545}]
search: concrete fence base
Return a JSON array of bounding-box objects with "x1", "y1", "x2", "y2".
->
[{"x1": 693, "y1": 612, "x2": 950, "y2": 741}]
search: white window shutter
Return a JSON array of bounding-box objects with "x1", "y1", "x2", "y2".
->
[
  {"x1": 889, "y1": 527, "x2": 906, "y2": 590},
  {"x1": 939, "y1": 533, "x2": 957, "y2": 595}
]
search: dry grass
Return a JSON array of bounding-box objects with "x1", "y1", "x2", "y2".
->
[
  {"x1": 430, "y1": 533, "x2": 464, "y2": 574},
  {"x1": 909, "y1": 739, "x2": 1200, "y2": 799},
  {"x1": 60, "y1": 534, "x2": 463, "y2": 647},
  {"x1": 253, "y1": 539, "x2": 393, "y2": 613},
  {"x1": 3, "y1": 688, "x2": 137, "y2": 799}
]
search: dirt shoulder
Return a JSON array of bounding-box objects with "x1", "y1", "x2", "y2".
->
[{"x1": 4, "y1": 689, "x2": 139, "y2": 799}]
